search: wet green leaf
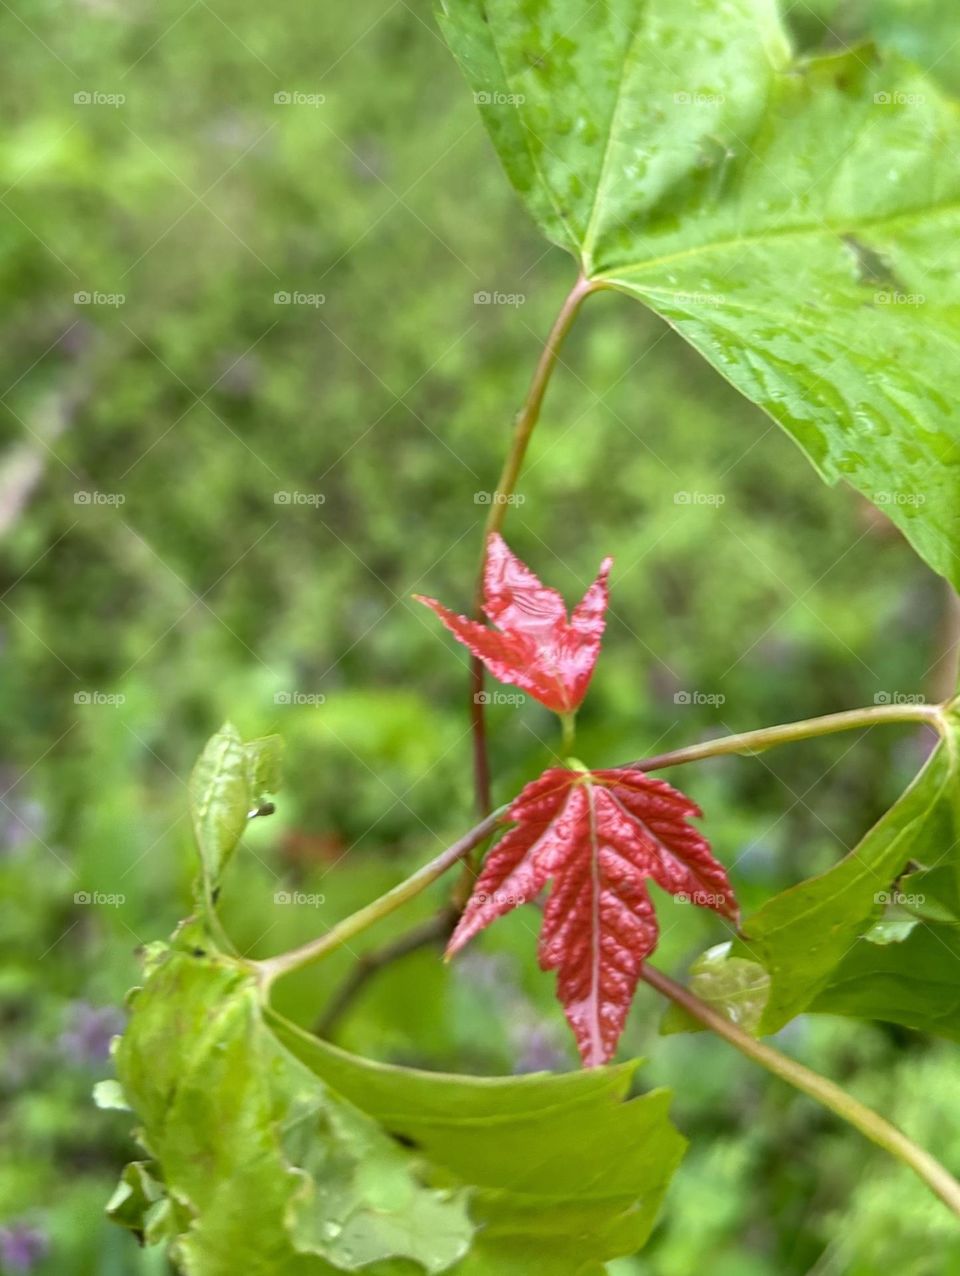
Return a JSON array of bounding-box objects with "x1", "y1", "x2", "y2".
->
[
  {"x1": 113, "y1": 923, "x2": 685, "y2": 1273},
  {"x1": 115, "y1": 932, "x2": 474, "y2": 1275},
  {"x1": 443, "y1": 0, "x2": 960, "y2": 586},
  {"x1": 660, "y1": 943, "x2": 770, "y2": 1036},
  {"x1": 738, "y1": 713, "x2": 960, "y2": 1033}
]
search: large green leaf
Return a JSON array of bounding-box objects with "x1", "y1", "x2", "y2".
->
[
  {"x1": 810, "y1": 916, "x2": 960, "y2": 1042},
  {"x1": 737, "y1": 714, "x2": 960, "y2": 1034},
  {"x1": 116, "y1": 718, "x2": 687, "y2": 1276},
  {"x1": 267, "y1": 1009, "x2": 685, "y2": 1274},
  {"x1": 115, "y1": 929, "x2": 475, "y2": 1276},
  {"x1": 441, "y1": 0, "x2": 960, "y2": 586},
  {"x1": 112, "y1": 926, "x2": 685, "y2": 1274}
]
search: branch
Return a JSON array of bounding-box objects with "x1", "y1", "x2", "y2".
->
[
  {"x1": 640, "y1": 963, "x2": 960, "y2": 1218},
  {"x1": 627, "y1": 702, "x2": 944, "y2": 773},
  {"x1": 469, "y1": 272, "x2": 597, "y2": 820}
]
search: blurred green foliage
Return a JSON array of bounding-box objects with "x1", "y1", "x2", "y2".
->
[{"x1": 1, "y1": 0, "x2": 958, "y2": 1272}]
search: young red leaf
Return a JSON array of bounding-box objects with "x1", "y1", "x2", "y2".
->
[
  {"x1": 414, "y1": 533, "x2": 612, "y2": 715},
  {"x1": 447, "y1": 766, "x2": 739, "y2": 1067}
]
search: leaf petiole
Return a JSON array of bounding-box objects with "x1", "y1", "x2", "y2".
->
[
  {"x1": 640, "y1": 962, "x2": 960, "y2": 1218},
  {"x1": 628, "y1": 701, "x2": 945, "y2": 773}
]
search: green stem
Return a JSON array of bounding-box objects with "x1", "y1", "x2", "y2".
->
[
  {"x1": 561, "y1": 712, "x2": 577, "y2": 755},
  {"x1": 469, "y1": 272, "x2": 597, "y2": 822},
  {"x1": 629, "y1": 702, "x2": 944, "y2": 773},
  {"x1": 255, "y1": 807, "x2": 506, "y2": 990},
  {"x1": 640, "y1": 963, "x2": 960, "y2": 1218}
]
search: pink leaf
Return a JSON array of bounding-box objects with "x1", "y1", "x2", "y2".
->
[{"x1": 447, "y1": 766, "x2": 738, "y2": 1067}]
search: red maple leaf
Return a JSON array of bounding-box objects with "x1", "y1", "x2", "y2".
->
[
  {"x1": 447, "y1": 766, "x2": 739, "y2": 1067},
  {"x1": 414, "y1": 533, "x2": 612, "y2": 715}
]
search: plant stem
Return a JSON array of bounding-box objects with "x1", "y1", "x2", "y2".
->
[
  {"x1": 640, "y1": 963, "x2": 960, "y2": 1217},
  {"x1": 628, "y1": 702, "x2": 944, "y2": 773},
  {"x1": 255, "y1": 807, "x2": 506, "y2": 990},
  {"x1": 469, "y1": 272, "x2": 597, "y2": 821}
]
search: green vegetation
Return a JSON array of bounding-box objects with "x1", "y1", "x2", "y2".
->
[{"x1": 2, "y1": 0, "x2": 959, "y2": 1271}]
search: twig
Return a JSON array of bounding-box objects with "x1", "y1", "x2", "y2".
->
[{"x1": 640, "y1": 962, "x2": 960, "y2": 1218}]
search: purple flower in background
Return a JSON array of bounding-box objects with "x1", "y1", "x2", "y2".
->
[
  {"x1": 0, "y1": 1223, "x2": 48, "y2": 1274},
  {"x1": 58, "y1": 1002, "x2": 125, "y2": 1067}
]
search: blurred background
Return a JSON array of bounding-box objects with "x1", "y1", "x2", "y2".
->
[{"x1": 1, "y1": 0, "x2": 959, "y2": 1272}]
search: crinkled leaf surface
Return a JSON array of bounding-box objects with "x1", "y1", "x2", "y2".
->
[
  {"x1": 737, "y1": 711, "x2": 960, "y2": 1034},
  {"x1": 115, "y1": 928, "x2": 474, "y2": 1276},
  {"x1": 267, "y1": 1008, "x2": 686, "y2": 1275},
  {"x1": 441, "y1": 0, "x2": 960, "y2": 587},
  {"x1": 113, "y1": 926, "x2": 685, "y2": 1274},
  {"x1": 189, "y1": 722, "x2": 283, "y2": 903},
  {"x1": 415, "y1": 534, "x2": 612, "y2": 714},
  {"x1": 116, "y1": 724, "x2": 687, "y2": 1273},
  {"x1": 447, "y1": 765, "x2": 738, "y2": 1065}
]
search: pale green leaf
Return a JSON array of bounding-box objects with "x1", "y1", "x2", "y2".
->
[{"x1": 659, "y1": 942, "x2": 770, "y2": 1036}]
